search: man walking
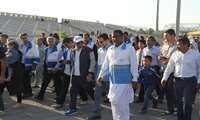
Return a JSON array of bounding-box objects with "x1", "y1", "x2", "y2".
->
[{"x1": 97, "y1": 30, "x2": 138, "y2": 120}]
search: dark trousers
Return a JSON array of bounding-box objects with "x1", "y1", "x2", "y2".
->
[
  {"x1": 0, "y1": 83, "x2": 5, "y2": 110},
  {"x1": 138, "y1": 83, "x2": 144, "y2": 102},
  {"x1": 142, "y1": 85, "x2": 156, "y2": 110},
  {"x1": 152, "y1": 65, "x2": 163, "y2": 101},
  {"x1": 23, "y1": 69, "x2": 33, "y2": 97},
  {"x1": 69, "y1": 75, "x2": 94, "y2": 109},
  {"x1": 165, "y1": 74, "x2": 176, "y2": 113},
  {"x1": 0, "y1": 81, "x2": 22, "y2": 111},
  {"x1": 38, "y1": 71, "x2": 62, "y2": 100},
  {"x1": 93, "y1": 81, "x2": 109, "y2": 113},
  {"x1": 175, "y1": 77, "x2": 197, "y2": 120},
  {"x1": 57, "y1": 74, "x2": 70, "y2": 105}
]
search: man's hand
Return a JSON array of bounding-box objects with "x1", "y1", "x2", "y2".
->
[
  {"x1": 96, "y1": 78, "x2": 103, "y2": 86},
  {"x1": 86, "y1": 73, "x2": 93, "y2": 82},
  {"x1": 132, "y1": 82, "x2": 138, "y2": 89},
  {"x1": 161, "y1": 80, "x2": 167, "y2": 88}
]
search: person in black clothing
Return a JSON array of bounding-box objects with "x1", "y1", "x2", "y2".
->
[{"x1": 6, "y1": 40, "x2": 24, "y2": 104}]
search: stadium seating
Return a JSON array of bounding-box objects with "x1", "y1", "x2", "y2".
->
[{"x1": 0, "y1": 12, "x2": 134, "y2": 38}]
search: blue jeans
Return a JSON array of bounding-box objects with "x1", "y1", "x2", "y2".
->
[
  {"x1": 175, "y1": 77, "x2": 197, "y2": 120},
  {"x1": 142, "y1": 85, "x2": 155, "y2": 110}
]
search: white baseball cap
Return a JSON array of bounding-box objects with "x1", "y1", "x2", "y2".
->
[{"x1": 73, "y1": 36, "x2": 83, "y2": 43}]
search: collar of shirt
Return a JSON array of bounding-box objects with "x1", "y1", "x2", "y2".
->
[{"x1": 103, "y1": 42, "x2": 112, "y2": 50}]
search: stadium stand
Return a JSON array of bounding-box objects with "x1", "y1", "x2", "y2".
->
[{"x1": 0, "y1": 11, "x2": 135, "y2": 38}]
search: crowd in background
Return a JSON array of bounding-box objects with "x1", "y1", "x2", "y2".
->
[{"x1": 0, "y1": 29, "x2": 200, "y2": 120}]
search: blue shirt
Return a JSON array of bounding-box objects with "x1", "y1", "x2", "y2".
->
[
  {"x1": 6, "y1": 48, "x2": 21, "y2": 64},
  {"x1": 138, "y1": 66, "x2": 160, "y2": 86}
]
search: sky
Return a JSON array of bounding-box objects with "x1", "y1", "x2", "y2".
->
[{"x1": 0, "y1": 0, "x2": 199, "y2": 30}]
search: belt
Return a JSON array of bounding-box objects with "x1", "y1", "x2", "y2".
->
[{"x1": 174, "y1": 76, "x2": 196, "y2": 80}]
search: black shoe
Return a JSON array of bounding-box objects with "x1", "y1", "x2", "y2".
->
[
  {"x1": 87, "y1": 114, "x2": 101, "y2": 120},
  {"x1": 34, "y1": 95, "x2": 43, "y2": 101}
]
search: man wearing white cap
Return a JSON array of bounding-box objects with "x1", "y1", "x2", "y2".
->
[{"x1": 65, "y1": 36, "x2": 96, "y2": 116}]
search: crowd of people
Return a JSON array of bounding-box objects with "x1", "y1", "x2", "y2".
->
[{"x1": 0, "y1": 29, "x2": 200, "y2": 120}]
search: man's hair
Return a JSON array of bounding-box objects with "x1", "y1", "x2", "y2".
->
[
  {"x1": 148, "y1": 36, "x2": 156, "y2": 42},
  {"x1": 124, "y1": 32, "x2": 128, "y2": 36},
  {"x1": 113, "y1": 30, "x2": 123, "y2": 37},
  {"x1": 165, "y1": 29, "x2": 176, "y2": 36},
  {"x1": 177, "y1": 36, "x2": 190, "y2": 47},
  {"x1": 84, "y1": 32, "x2": 90, "y2": 37},
  {"x1": 7, "y1": 40, "x2": 19, "y2": 49},
  {"x1": 98, "y1": 33, "x2": 109, "y2": 40},
  {"x1": 53, "y1": 33, "x2": 60, "y2": 40},
  {"x1": 63, "y1": 37, "x2": 73, "y2": 44},
  {"x1": 144, "y1": 55, "x2": 152, "y2": 62},
  {"x1": 0, "y1": 34, "x2": 9, "y2": 39},
  {"x1": 138, "y1": 39, "x2": 146, "y2": 45}
]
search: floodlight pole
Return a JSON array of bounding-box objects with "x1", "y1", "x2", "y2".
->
[
  {"x1": 176, "y1": 0, "x2": 181, "y2": 38},
  {"x1": 156, "y1": 0, "x2": 159, "y2": 31}
]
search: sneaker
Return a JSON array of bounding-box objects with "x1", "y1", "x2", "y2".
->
[
  {"x1": 51, "y1": 104, "x2": 63, "y2": 109},
  {"x1": 64, "y1": 109, "x2": 77, "y2": 116},
  {"x1": 87, "y1": 114, "x2": 101, "y2": 120}
]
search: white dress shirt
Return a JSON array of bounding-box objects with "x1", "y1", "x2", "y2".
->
[
  {"x1": 64, "y1": 48, "x2": 71, "y2": 75},
  {"x1": 143, "y1": 46, "x2": 160, "y2": 66},
  {"x1": 74, "y1": 48, "x2": 82, "y2": 76},
  {"x1": 136, "y1": 49, "x2": 145, "y2": 67},
  {"x1": 162, "y1": 49, "x2": 200, "y2": 83}
]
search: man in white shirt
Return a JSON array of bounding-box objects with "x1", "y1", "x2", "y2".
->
[
  {"x1": 97, "y1": 30, "x2": 138, "y2": 120},
  {"x1": 160, "y1": 29, "x2": 177, "y2": 115},
  {"x1": 88, "y1": 33, "x2": 112, "y2": 120},
  {"x1": 161, "y1": 36, "x2": 200, "y2": 120}
]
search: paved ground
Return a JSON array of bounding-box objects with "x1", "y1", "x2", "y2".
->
[{"x1": 0, "y1": 87, "x2": 199, "y2": 120}]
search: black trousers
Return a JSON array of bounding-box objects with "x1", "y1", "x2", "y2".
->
[
  {"x1": 22, "y1": 69, "x2": 33, "y2": 97},
  {"x1": 138, "y1": 83, "x2": 144, "y2": 102},
  {"x1": 56, "y1": 73, "x2": 70, "y2": 105},
  {"x1": 165, "y1": 74, "x2": 176, "y2": 113},
  {"x1": 69, "y1": 75, "x2": 94, "y2": 109},
  {"x1": 38, "y1": 70, "x2": 62, "y2": 100},
  {"x1": 175, "y1": 77, "x2": 197, "y2": 120}
]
